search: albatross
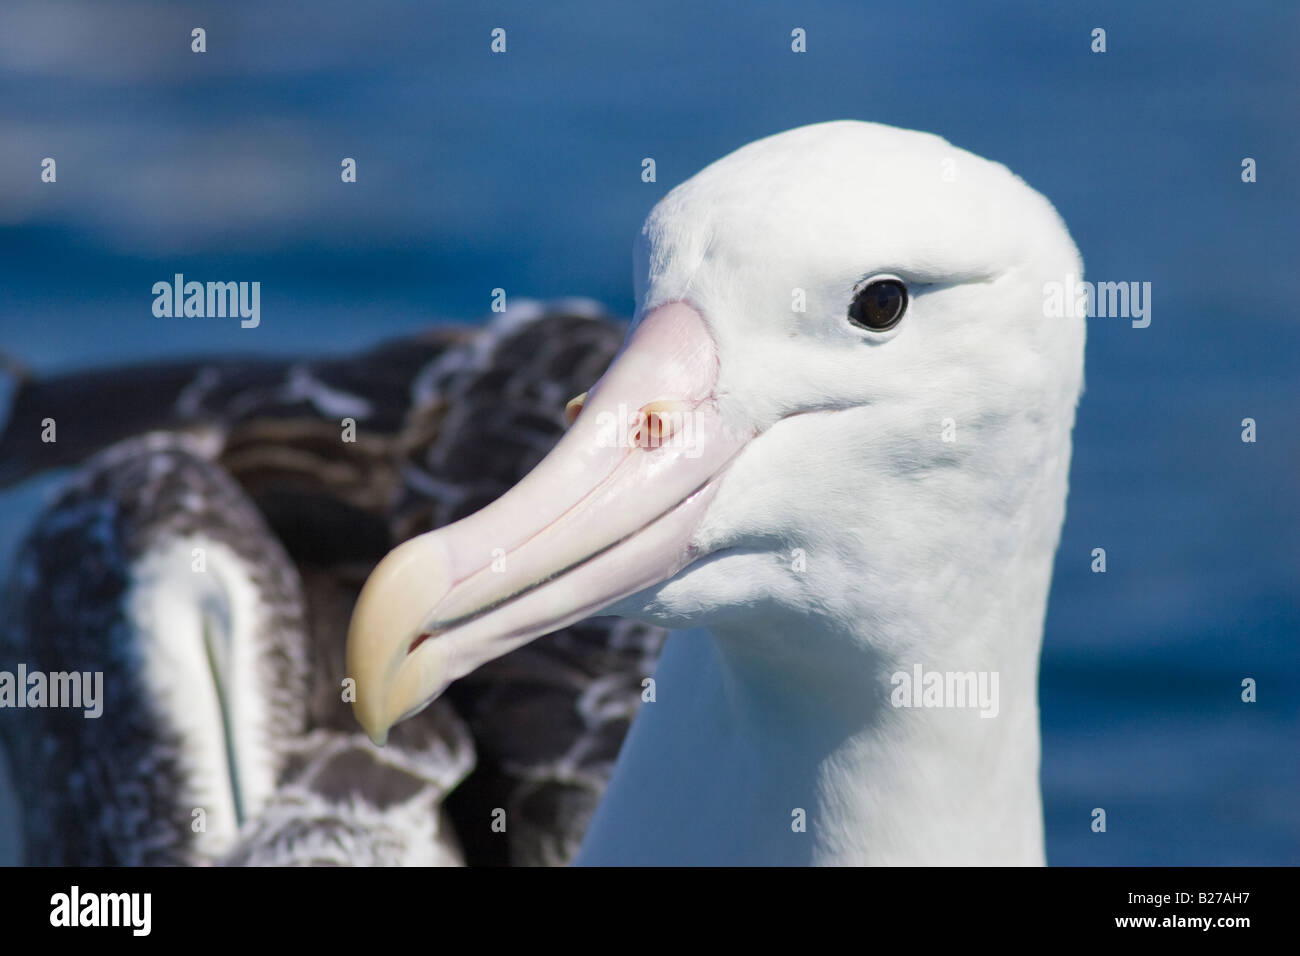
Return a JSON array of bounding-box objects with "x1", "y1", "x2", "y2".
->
[
  {"x1": 0, "y1": 304, "x2": 666, "y2": 866},
  {"x1": 347, "y1": 120, "x2": 1087, "y2": 865}
]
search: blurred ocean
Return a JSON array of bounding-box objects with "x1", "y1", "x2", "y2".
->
[{"x1": 0, "y1": 0, "x2": 1296, "y2": 864}]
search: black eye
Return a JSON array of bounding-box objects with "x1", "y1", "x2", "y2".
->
[{"x1": 848, "y1": 278, "x2": 908, "y2": 332}]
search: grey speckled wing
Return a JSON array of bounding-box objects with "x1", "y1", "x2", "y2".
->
[
  {"x1": 0, "y1": 304, "x2": 668, "y2": 866},
  {"x1": 220, "y1": 721, "x2": 473, "y2": 866},
  {"x1": 0, "y1": 434, "x2": 479, "y2": 866},
  {"x1": 0, "y1": 434, "x2": 311, "y2": 864}
]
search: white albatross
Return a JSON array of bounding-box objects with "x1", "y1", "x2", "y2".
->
[{"x1": 346, "y1": 120, "x2": 1086, "y2": 865}]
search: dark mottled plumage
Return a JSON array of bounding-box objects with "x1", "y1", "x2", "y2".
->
[
  {"x1": 0, "y1": 434, "x2": 311, "y2": 864},
  {"x1": 0, "y1": 303, "x2": 667, "y2": 866},
  {"x1": 222, "y1": 722, "x2": 473, "y2": 866}
]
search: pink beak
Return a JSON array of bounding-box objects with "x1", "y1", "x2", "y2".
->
[{"x1": 345, "y1": 302, "x2": 749, "y2": 744}]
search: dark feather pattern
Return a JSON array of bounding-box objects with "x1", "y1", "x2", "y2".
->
[
  {"x1": 0, "y1": 304, "x2": 668, "y2": 866},
  {"x1": 0, "y1": 434, "x2": 310, "y2": 864}
]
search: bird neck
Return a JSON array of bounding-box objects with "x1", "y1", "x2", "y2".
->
[
  {"x1": 580, "y1": 543, "x2": 1055, "y2": 865},
  {"x1": 718, "y1": 601, "x2": 1047, "y2": 865}
]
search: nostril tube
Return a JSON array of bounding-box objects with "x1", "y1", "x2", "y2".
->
[
  {"x1": 564, "y1": 392, "x2": 588, "y2": 427},
  {"x1": 630, "y1": 400, "x2": 687, "y2": 448}
]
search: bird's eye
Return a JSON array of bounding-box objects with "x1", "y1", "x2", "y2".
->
[{"x1": 848, "y1": 278, "x2": 908, "y2": 332}]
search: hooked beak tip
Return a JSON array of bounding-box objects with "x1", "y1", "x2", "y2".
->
[{"x1": 345, "y1": 534, "x2": 453, "y2": 749}]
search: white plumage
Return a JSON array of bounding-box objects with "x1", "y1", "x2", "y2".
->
[{"x1": 349, "y1": 120, "x2": 1086, "y2": 865}]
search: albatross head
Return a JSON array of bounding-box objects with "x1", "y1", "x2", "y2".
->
[{"x1": 347, "y1": 120, "x2": 1085, "y2": 747}]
